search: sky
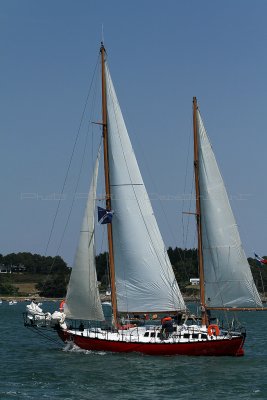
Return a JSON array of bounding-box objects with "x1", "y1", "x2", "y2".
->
[{"x1": 1, "y1": 0, "x2": 267, "y2": 265}]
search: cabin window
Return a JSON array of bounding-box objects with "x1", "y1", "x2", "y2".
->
[
  {"x1": 144, "y1": 332, "x2": 149, "y2": 337},
  {"x1": 201, "y1": 334, "x2": 207, "y2": 339},
  {"x1": 183, "y1": 333, "x2": 189, "y2": 339},
  {"x1": 192, "y1": 333, "x2": 199, "y2": 339},
  {"x1": 150, "y1": 332, "x2": 156, "y2": 338}
]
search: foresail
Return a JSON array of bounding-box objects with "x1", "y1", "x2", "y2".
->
[
  {"x1": 64, "y1": 152, "x2": 104, "y2": 320},
  {"x1": 197, "y1": 111, "x2": 262, "y2": 308},
  {"x1": 105, "y1": 64, "x2": 185, "y2": 313}
]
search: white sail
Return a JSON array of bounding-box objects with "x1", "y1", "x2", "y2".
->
[
  {"x1": 197, "y1": 110, "x2": 262, "y2": 308},
  {"x1": 105, "y1": 64, "x2": 185, "y2": 313},
  {"x1": 64, "y1": 152, "x2": 104, "y2": 320}
]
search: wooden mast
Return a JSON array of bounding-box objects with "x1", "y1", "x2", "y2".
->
[
  {"x1": 193, "y1": 97, "x2": 207, "y2": 327},
  {"x1": 100, "y1": 42, "x2": 118, "y2": 327}
]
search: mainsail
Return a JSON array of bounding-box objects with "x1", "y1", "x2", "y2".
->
[
  {"x1": 197, "y1": 110, "x2": 262, "y2": 308},
  {"x1": 105, "y1": 64, "x2": 185, "y2": 313},
  {"x1": 64, "y1": 152, "x2": 104, "y2": 320}
]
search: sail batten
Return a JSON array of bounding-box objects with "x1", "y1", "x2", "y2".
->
[
  {"x1": 105, "y1": 63, "x2": 185, "y2": 313},
  {"x1": 197, "y1": 110, "x2": 262, "y2": 308},
  {"x1": 64, "y1": 151, "x2": 104, "y2": 321}
]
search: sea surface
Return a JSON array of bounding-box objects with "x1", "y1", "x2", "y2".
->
[{"x1": 1, "y1": 301, "x2": 267, "y2": 400}]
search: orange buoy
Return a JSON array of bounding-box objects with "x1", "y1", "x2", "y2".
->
[{"x1": 207, "y1": 324, "x2": 220, "y2": 336}]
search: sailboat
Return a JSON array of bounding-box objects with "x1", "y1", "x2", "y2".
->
[{"x1": 25, "y1": 43, "x2": 265, "y2": 356}]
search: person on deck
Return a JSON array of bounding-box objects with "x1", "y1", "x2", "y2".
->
[{"x1": 161, "y1": 316, "x2": 174, "y2": 338}]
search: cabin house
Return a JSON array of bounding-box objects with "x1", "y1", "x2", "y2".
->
[
  {"x1": 0, "y1": 264, "x2": 11, "y2": 273},
  {"x1": 11, "y1": 264, "x2": 26, "y2": 273},
  {"x1": 0, "y1": 264, "x2": 26, "y2": 273}
]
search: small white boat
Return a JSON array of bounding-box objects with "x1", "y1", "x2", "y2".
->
[{"x1": 9, "y1": 300, "x2": 17, "y2": 305}]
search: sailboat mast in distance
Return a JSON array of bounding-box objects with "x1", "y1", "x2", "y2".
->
[
  {"x1": 100, "y1": 42, "x2": 118, "y2": 325},
  {"x1": 193, "y1": 97, "x2": 207, "y2": 327}
]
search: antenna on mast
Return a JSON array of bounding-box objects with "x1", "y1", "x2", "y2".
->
[{"x1": 101, "y1": 24, "x2": 105, "y2": 45}]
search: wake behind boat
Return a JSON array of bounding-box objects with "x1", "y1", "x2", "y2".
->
[{"x1": 24, "y1": 43, "x2": 265, "y2": 356}]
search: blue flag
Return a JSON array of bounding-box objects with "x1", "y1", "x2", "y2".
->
[{"x1": 98, "y1": 207, "x2": 114, "y2": 224}]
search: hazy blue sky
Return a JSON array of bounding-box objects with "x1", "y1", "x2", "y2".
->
[{"x1": 1, "y1": 0, "x2": 267, "y2": 265}]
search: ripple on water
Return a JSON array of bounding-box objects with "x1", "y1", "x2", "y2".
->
[{"x1": 1, "y1": 302, "x2": 267, "y2": 400}]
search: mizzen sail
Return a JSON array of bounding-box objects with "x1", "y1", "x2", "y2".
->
[
  {"x1": 197, "y1": 110, "x2": 262, "y2": 308},
  {"x1": 64, "y1": 152, "x2": 104, "y2": 320},
  {"x1": 105, "y1": 64, "x2": 185, "y2": 313}
]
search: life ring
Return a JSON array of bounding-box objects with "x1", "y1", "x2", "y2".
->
[
  {"x1": 59, "y1": 300, "x2": 65, "y2": 312},
  {"x1": 207, "y1": 324, "x2": 220, "y2": 336}
]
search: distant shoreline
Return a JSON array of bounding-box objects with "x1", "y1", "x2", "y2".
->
[
  {"x1": 2, "y1": 294, "x2": 267, "y2": 303},
  {"x1": 0, "y1": 295, "x2": 200, "y2": 302},
  {"x1": 0, "y1": 296, "x2": 60, "y2": 302}
]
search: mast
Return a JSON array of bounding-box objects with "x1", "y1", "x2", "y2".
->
[
  {"x1": 193, "y1": 97, "x2": 207, "y2": 327},
  {"x1": 100, "y1": 42, "x2": 118, "y2": 326}
]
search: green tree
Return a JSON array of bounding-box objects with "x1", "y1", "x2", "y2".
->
[
  {"x1": 36, "y1": 273, "x2": 70, "y2": 298},
  {"x1": 96, "y1": 252, "x2": 109, "y2": 287},
  {"x1": 167, "y1": 247, "x2": 198, "y2": 289},
  {"x1": 0, "y1": 275, "x2": 19, "y2": 295},
  {"x1": 0, "y1": 252, "x2": 69, "y2": 274}
]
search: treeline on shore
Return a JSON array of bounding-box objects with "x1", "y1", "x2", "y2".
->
[{"x1": 0, "y1": 249, "x2": 267, "y2": 298}]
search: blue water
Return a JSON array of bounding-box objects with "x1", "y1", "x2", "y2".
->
[{"x1": 1, "y1": 301, "x2": 267, "y2": 399}]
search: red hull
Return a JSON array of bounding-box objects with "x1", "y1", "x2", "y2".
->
[{"x1": 57, "y1": 330, "x2": 245, "y2": 356}]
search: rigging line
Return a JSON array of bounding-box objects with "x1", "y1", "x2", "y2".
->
[
  {"x1": 182, "y1": 120, "x2": 197, "y2": 279},
  {"x1": 106, "y1": 65, "x2": 185, "y2": 311},
  {"x1": 105, "y1": 65, "x2": 129, "y2": 312},
  {"x1": 124, "y1": 105, "x2": 180, "y2": 251},
  {"x1": 90, "y1": 62, "x2": 99, "y2": 175},
  {"x1": 44, "y1": 54, "x2": 100, "y2": 258},
  {"x1": 258, "y1": 268, "x2": 266, "y2": 299},
  {"x1": 181, "y1": 226, "x2": 198, "y2": 287},
  {"x1": 105, "y1": 251, "x2": 110, "y2": 290},
  {"x1": 54, "y1": 66, "x2": 101, "y2": 256},
  {"x1": 181, "y1": 115, "x2": 193, "y2": 257},
  {"x1": 180, "y1": 174, "x2": 196, "y2": 284},
  {"x1": 91, "y1": 61, "x2": 102, "y2": 172},
  {"x1": 199, "y1": 211, "x2": 224, "y2": 308},
  {"x1": 39, "y1": 56, "x2": 101, "y2": 294},
  {"x1": 91, "y1": 160, "x2": 98, "y2": 309},
  {"x1": 151, "y1": 114, "x2": 195, "y2": 285},
  {"x1": 26, "y1": 326, "x2": 62, "y2": 345},
  {"x1": 182, "y1": 175, "x2": 194, "y2": 252},
  {"x1": 236, "y1": 221, "x2": 263, "y2": 301},
  {"x1": 96, "y1": 168, "x2": 110, "y2": 288},
  {"x1": 183, "y1": 155, "x2": 194, "y2": 251},
  {"x1": 179, "y1": 115, "x2": 198, "y2": 284},
  {"x1": 95, "y1": 222, "x2": 108, "y2": 287},
  {"x1": 124, "y1": 91, "x2": 190, "y2": 272},
  {"x1": 56, "y1": 138, "x2": 103, "y2": 260},
  {"x1": 87, "y1": 144, "x2": 102, "y2": 304}
]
